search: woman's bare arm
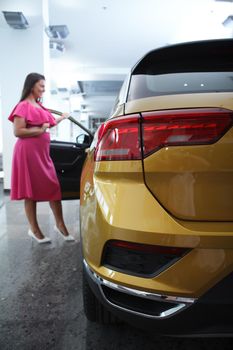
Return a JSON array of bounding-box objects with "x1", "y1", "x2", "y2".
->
[
  {"x1": 13, "y1": 116, "x2": 49, "y2": 138},
  {"x1": 50, "y1": 113, "x2": 69, "y2": 128}
]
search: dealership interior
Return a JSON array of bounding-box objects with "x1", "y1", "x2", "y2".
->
[{"x1": 1, "y1": 0, "x2": 233, "y2": 349}]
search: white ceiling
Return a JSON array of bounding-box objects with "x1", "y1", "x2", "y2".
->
[
  {"x1": 48, "y1": 0, "x2": 233, "y2": 117},
  {"x1": 1, "y1": 0, "x2": 233, "y2": 117},
  {"x1": 48, "y1": 0, "x2": 233, "y2": 82}
]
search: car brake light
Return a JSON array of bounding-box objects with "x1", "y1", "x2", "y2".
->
[
  {"x1": 95, "y1": 108, "x2": 233, "y2": 161},
  {"x1": 142, "y1": 108, "x2": 233, "y2": 157},
  {"x1": 95, "y1": 115, "x2": 141, "y2": 161},
  {"x1": 109, "y1": 240, "x2": 187, "y2": 255}
]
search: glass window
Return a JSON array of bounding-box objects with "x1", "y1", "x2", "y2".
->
[
  {"x1": 127, "y1": 39, "x2": 233, "y2": 101},
  {"x1": 128, "y1": 72, "x2": 233, "y2": 100}
]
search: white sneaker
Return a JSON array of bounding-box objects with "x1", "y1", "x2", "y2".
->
[
  {"x1": 28, "y1": 229, "x2": 51, "y2": 244},
  {"x1": 54, "y1": 225, "x2": 75, "y2": 241}
]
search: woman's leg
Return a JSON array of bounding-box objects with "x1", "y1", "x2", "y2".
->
[
  {"x1": 24, "y1": 199, "x2": 45, "y2": 239},
  {"x1": 49, "y1": 200, "x2": 69, "y2": 236}
]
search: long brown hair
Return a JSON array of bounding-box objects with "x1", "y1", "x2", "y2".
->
[{"x1": 20, "y1": 73, "x2": 45, "y2": 101}]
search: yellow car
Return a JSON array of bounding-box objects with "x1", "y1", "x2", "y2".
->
[{"x1": 80, "y1": 38, "x2": 233, "y2": 336}]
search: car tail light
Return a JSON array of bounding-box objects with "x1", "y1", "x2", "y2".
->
[
  {"x1": 95, "y1": 108, "x2": 233, "y2": 161},
  {"x1": 94, "y1": 115, "x2": 141, "y2": 161},
  {"x1": 102, "y1": 240, "x2": 190, "y2": 277},
  {"x1": 109, "y1": 240, "x2": 187, "y2": 255},
  {"x1": 142, "y1": 108, "x2": 233, "y2": 157}
]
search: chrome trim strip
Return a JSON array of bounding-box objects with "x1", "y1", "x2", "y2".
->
[{"x1": 83, "y1": 259, "x2": 197, "y2": 319}]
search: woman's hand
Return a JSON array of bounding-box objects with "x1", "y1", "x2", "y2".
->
[
  {"x1": 42, "y1": 122, "x2": 50, "y2": 132},
  {"x1": 62, "y1": 113, "x2": 70, "y2": 120},
  {"x1": 49, "y1": 112, "x2": 69, "y2": 127},
  {"x1": 53, "y1": 113, "x2": 69, "y2": 126}
]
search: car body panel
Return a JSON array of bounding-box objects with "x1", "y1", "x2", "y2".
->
[
  {"x1": 80, "y1": 153, "x2": 233, "y2": 299},
  {"x1": 80, "y1": 39, "x2": 233, "y2": 333},
  {"x1": 125, "y1": 92, "x2": 233, "y2": 115},
  {"x1": 124, "y1": 92, "x2": 233, "y2": 220},
  {"x1": 143, "y1": 134, "x2": 233, "y2": 221},
  {"x1": 83, "y1": 261, "x2": 233, "y2": 336}
]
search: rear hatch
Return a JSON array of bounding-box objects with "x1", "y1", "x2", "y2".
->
[{"x1": 125, "y1": 39, "x2": 233, "y2": 221}]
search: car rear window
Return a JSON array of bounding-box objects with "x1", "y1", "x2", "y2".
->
[{"x1": 127, "y1": 39, "x2": 233, "y2": 101}]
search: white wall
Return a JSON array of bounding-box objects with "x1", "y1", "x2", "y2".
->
[
  {"x1": 0, "y1": 87, "x2": 2, "y2": 154},
  {"x1": 0, "y1": 0, "x2": 50, "y2": 189}
]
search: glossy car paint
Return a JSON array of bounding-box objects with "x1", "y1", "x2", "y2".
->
[{"x1": 80, "y1": 39, "x2": 233, "y2": 330}]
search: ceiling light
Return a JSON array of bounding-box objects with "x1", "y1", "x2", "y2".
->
[
  {"x1": 223, "y1": 15, "x2": 233, "y2": 27},
  {"x1": 57, "y1": 87, "x2": 68, "y2": 93},
  {"x1": 45, "y1": 25, "x2": 69, "y2": 39},
  {"x1": 56, "y1": 42, "x2": 65, "y2": 52},
  {"x1": 2, "y1": 11, "x2": 29, "y2": 29},
  {"x1": 50, "y1": 90, "x2": 58, "y2": 95},
  {"x1": 49, "y1": 41, "x2": 65, "y2": 53}
]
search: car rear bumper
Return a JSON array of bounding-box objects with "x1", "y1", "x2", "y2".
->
[{"x1": 83, "y1": 259, "x2": 233, "y2": 336}]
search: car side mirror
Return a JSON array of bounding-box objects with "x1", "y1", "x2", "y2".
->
[{"x1": 76, "y1": 134, "x2": 93, "y2": 148}]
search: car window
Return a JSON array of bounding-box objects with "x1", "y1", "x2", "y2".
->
[
  {"x1": 50, "y1": 119, "x2": 89, "y2": 144},
  {"x1": 111, "y1": 74, "x2": 129, "y2": 114},
  {"x1": 128, "y1": 72, "x2": 233, "y2": 100},
  {"x1": 127, "y1": 39, "x2": 233, "y2": 101}
]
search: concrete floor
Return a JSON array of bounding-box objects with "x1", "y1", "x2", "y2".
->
[{"x1": 0, "y1": 195, "x2": 233, "y2": 350}]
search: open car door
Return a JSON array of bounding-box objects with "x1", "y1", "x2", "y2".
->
[{"x1": 49, "y1": 110, "x2": 93, "y2": 200}]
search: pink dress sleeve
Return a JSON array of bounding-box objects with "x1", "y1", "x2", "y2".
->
[
  {"x1": 8, "y1": 101, "x2": 29, "y2": 123},
  {"x1": 38, "y1": 103, "x2": 57, "y2": 127},
  {"x1": 8, "y1": 100, "x2": 57, "y2": 127}
]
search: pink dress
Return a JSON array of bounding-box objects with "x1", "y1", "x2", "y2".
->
[{"x1": 8, "y1": 100, "x2": 62, "y2": 201}]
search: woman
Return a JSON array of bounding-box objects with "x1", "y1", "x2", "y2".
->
[{"x1": 8, "y1": 72, "x2": 75, "y2": 243}]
